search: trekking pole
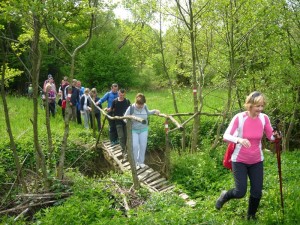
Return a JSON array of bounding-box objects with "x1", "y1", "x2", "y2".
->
[
  {"x1": 96, "y1": 115, "x2": 107, "y2": 147},
  {"x1": 273, "y1": 119, "x2": 284, "y2": 214}
]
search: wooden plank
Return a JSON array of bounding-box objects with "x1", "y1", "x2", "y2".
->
[
  {"x1": 114, "y1": 152, "x2": 123, "y2": 157},
  {"x1": 138, "y1": 169, "x2": 155, "y2": 181},
  {"x1": 158, "y1": 185, "x2": 175, "y2": 193},
  {"x1": 124, "y1": 165, "x2": 131, "y2": 170},
  {"x1": 122, "y1": 162, "x2": 130, "y2": 167},
  {"x1": 136, "y1": 166, "x2": 150, "y2": 175},
  {"x1": 138, "y1": 168, "x2": 154, "y2": 176},
  {"x1": 100, "y1": 144, "x2": 126, "y2": 172},
  {"x1": 152, "y1": 180, "x2": 169, "y2": 189},
  {"x1": 143, "y1": 172, "x2": 161, "y2": 183},
  {"x1": 148, "y1": 177, "x2": 167, "y2": 187},
  {"x1": 141, "y1": 171, "x2": 159, "y2": 181},
  {"x1": 141, "y1": 183, "x2": 159, "y2": 192},
  {"x1": 108, "y1": 145, "x2": 122, "y2": 151}
]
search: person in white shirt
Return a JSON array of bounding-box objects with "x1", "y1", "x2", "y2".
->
[{"x1": 80, "y1": 88, "x2": 91, "y2": 129}]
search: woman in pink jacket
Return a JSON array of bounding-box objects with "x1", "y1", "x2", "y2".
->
[{"x1": 216, "y1": 91, "x2": 281, "y2": 220}]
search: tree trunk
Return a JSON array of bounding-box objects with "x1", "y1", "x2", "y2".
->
[
  {"x1": 189, "y1": 6, "x2": 200, "y2": 152},
  {"x1": 0, "y1": 47, "x2": 28, "y2": 193},
  {"x1": 54, "y1": 14, "x2": 94, "y2": 179},
  {"x1": 31, "y1": 14, "x2": 50, "y2": 190},
  {"x1": 44, "y1": 88, "x2": 54, "y2": 172},
  {"x1": 158, "y1": 2, "x2": 184, "y2": 153},
  {"x1": 126, "y1": 120, "x2": 140, "y2": 189}
]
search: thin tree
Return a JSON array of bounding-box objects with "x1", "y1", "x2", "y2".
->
[
  {"x1": 44, "y1": 0, "x2": 95, "y2": 179},
  {"x1": 0, "y1": 41, "x2": 28, "y2": 193},
  {"x1": 175, "y1": 0, "x2": 210, "y2": 152}
]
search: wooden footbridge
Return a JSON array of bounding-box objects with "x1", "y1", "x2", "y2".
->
[
  {"x1": 91, "y1": 99, "x2": 197, "y2": 206},
  {"x1": 99, "y1": 139, "x2": 196, "y2": 206},
  {"x1": 100, "y1": 140, "x2": 175, "y2": 193}
]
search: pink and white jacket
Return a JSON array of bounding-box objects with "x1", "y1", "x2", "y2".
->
[{"x1": 223, "y1": 112, "x2": 275, "y2": 164}]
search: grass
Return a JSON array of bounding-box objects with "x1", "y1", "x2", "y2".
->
[{"x1": 1, "y1": 88, "x2": 227, "y2": 141}]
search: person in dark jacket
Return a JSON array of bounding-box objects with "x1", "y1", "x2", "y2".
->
[{"x1": 111, "y1": 89, "x2": 131, "y2": 155}]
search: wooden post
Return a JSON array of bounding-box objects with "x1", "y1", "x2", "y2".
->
[
  {"x1": 91, "y1": 103, "x2": 96, "y2": 138},
  {"x1": 165, "y1": 119, "x2": 170, "y2": 179},
  {"x1": 126, "y1": 119, "x2": 140, "y2": 189}
]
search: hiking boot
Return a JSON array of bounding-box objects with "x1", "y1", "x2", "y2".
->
[
  {"x1": 136, "y1": 163, "x2": 140, "y2": 170},
  {"x1": 247, "y1": 196, "x2": 260, "y2": 221},
  {"x1": 215, "y1": 190, "x2": 227, "y2": 210},
  {"x1": 140, "y1": 164, "x2": 146, "y2": 168}
]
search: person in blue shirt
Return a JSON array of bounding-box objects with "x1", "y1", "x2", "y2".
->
[{"x1": 96, "y1": 83, "x2": 119, "y2": 144}]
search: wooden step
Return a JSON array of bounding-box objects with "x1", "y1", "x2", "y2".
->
[
  {"x1": 136, "y1": 165, "x2": 150, "y2": 174},
  {"x1": 143, "y1": 172, "x2": 161, "y2": 183},
  {"x1": 138, "y1": 169, "x2": 155, "y2": 181},
  {"x1": 152, "y1": 180, "x2": 169, "y2": 189},
  {"x1": 114, "y1": 152, "x2": 123, "y2": 157},
  {"x1": 158, "y1": 184, "x2": 175, "y2": 192},
  {"x1": 148, "y1": 177, "x2": 167, "y2": 187},
  {"x1": 124, "y1": 165, "x2": 131, "y2": 170},
  {"x1": 122, "y1": 161, "x2": 130, "y2": 167}
]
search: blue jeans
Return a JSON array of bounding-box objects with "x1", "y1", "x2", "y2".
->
[{"x1": 132, "y1": 129, "x2": 148, "y2": 165}]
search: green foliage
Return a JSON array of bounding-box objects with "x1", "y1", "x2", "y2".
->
[
  {"x1": 76, "y1": 34, "x2": 138, "y2": 91},
  {"x1": 170, "y1": 150, "x2": 229, "y2": 199},
  {"x1": 7, "y1": 149, "x2": 298, "y2": 224},
  {"x1": 33, "y1": 171, "x2": 124, "y2": 224}
]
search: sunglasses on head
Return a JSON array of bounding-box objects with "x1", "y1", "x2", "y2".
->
[{"x1": 251, "y1": 92, "x2": 261, "y2": 99}]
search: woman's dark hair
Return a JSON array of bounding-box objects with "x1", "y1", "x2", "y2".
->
[{"x1": 135, "y1": 93, "x2": 146, "y2": 104}]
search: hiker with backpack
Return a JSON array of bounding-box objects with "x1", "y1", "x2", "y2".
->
[
  {"x1": 124, "y1": 93, "x2": 160, "y2": 169},
  {"x1": 216, "y1": 91, "x2": 281, "y2": 220},
  {"x1": 111, "y1": 89, "x2": 131, "y2": 157}
]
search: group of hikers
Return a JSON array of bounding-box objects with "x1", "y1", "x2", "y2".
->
[
  {"x1": 40, "y1": 75, "x2": 160, "y2": 170},
  {"x1": 39, "y1": 76, "x2": 283, "y2": 221}
]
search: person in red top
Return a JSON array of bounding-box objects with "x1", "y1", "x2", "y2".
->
[{"x1": 216, "y1": 91, "x2": 281, "y2": 220}]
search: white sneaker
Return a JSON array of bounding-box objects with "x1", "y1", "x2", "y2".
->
[
  {"x1": 136, "y1": 164, "x2": 140, "y2": 170},
  {"x1": 140, "y1": 164, "x2": 146, "y2": 168}
]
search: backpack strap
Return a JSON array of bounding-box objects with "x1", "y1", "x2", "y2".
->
[
  {"x1": 144, "y1": 105, "x2": 150, "y2": 115},
  {"x1": 237, "y1": 113, "x2": 245, "y2": 138},
  {"x1": 130, "y1": 104, "x2": 134, "y2": 115}
]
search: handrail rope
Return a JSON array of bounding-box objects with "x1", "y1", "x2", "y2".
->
[
  {"x1": 89, "y1": 98, "x2": 183, "y2": 133},
  {"x1": 89, "y1": 98, "x2": 145, "y2": 124}
]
